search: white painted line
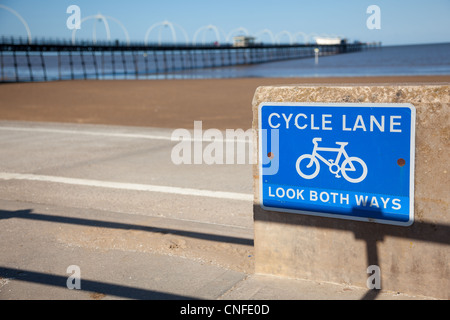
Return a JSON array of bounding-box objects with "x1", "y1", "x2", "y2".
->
[
  {"x1": 0, "y1": 126, "x2": 173, "y2": 141},
  {"x1": 0, "y1": 126, "x2": 252, "y2": 143},
  {"x1": 0, "y1": 172, "x2": 253, "y2": 202}
]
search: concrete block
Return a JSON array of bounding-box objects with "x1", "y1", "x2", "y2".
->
[{"x1": 252, "y1": 84, "x2": 449, "y2": 299}]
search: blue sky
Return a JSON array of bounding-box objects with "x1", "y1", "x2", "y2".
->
[{"x1": 0, "y1": 0, "x2": 449, "y2": 45}]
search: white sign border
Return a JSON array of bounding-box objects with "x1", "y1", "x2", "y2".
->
[{"x1": 258, "y1": 102, "x2": 416, "y2": 227}]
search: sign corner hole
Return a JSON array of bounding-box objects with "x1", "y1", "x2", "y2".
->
[{"x1": 397, "y1": 158, "x2": 406, "y2": 167}]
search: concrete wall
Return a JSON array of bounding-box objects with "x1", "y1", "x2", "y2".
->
[{"x1": 252, "y1": 84, "x2": 449, "y2": 299}]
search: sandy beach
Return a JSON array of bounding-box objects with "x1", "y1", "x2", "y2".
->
[{"x1": 1, "y1": 75, "x2": 449, "y2": 130}]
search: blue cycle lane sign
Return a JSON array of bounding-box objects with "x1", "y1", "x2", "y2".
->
[{"x1": 258, "y1": 102, "x2": 416, "y2": 226}]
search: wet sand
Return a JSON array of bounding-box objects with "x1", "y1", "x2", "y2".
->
[{"x1": 1, "y1": 76, "x2": 449, "y2": 129}]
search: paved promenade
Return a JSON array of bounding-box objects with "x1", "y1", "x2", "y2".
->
[{"x1": 0, "y1": 120, "x2": 433, "y2": 301}]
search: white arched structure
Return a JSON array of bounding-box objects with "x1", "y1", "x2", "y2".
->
[
  {"x1": 192, "y1": 24, "x2": 222, "y2": 45},
  {"x1": 0, "y1": 5, "x2": 32, "y2": 44},
  {"x1": 255, "y1": 29, "x2": 275, "y2": 44},
  {"x1": 275, "y1": 30, "x2": 293, "y2": 44},
  {"x1": 72, "y1": 14, "x2": 130, "y2": 45},
  {"x1": 225, "y1": 27, "x2": 250, "y2": 43},
  {"x1": 293, "y1": 32, "x2": 308, "y2": 44},
  {"x1": 144, "y1": 20, "x2": 189, "y2": 45},
  {"x1": 91, "y1": 16, "x2": 109, "y2": 44},
  {"x1": 105, "y1": 15, "x2": 130, "y2": 45}
]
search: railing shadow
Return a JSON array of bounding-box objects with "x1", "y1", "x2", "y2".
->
[
  {"x1": 0, "y1": 208, "x2": 253, "y2": 246},
  {"x1": 0, "y1": 207, "x2": 253, "y2": 300},
  {"x1": 254, "y1": 204, "x2": 450, "y2": 300},
  {"x1": 0, "y1": 266, "x2": 195, "y2": 300}
]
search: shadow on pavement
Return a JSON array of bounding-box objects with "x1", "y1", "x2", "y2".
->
[
  {"x1": 0, "y1": 266, "x2": 195, "y2": 300},
  {"x1": 0, "y1": 208, "x2": 253, "y2": 246}
]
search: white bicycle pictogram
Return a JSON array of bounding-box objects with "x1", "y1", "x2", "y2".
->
[{"x1": 296, "y1": 137, "x2": 368, "y2": 183}]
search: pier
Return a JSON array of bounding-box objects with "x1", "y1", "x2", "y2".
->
[{"x1": 0, "y1": 36, "x2": 368, "y2": 82}]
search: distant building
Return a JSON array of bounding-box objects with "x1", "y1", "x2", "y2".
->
[
  {"x1": 233, "y1": 36, "x2": 255, "y2": 47},
  {"x1": 314, "y1": 37, "x2": 346, "y2": 45}
]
